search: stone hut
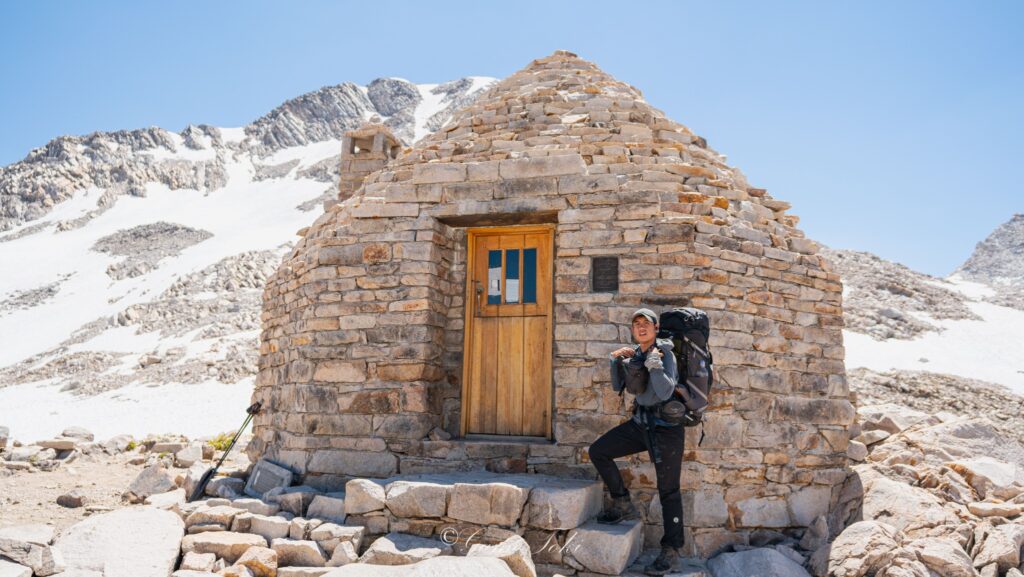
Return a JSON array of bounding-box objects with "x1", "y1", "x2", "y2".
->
[{"x1": 249, "y1": 50, "x2": 853, "y2": 557}]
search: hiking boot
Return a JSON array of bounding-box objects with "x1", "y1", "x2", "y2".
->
[
  {"x1": 595, "y1": 493, "x2": 637, "y2": 524},
  {"x1": 643, "y1": 546, "x2": 679, "y2": 575}
]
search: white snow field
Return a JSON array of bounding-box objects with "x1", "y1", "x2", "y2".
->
[{"x1": 844, "y1": 277, "x2": 1024, "y2": 394}]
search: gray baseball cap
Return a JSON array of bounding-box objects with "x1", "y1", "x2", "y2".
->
[{"x1": 631, "y1": 308, "x2": 658, "y2": 324}]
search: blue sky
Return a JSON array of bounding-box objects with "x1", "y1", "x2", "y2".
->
[{"x1": 2, "y1": 1, "x2": 1021, "y2": 277}]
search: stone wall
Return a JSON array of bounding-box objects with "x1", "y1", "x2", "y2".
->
[{"x1": 249, "y1": 50, "x2": 853, "y2": 558}]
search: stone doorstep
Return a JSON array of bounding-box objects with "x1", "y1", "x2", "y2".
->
[
  {"x1": 374, "y1": 471, "x2": 602, "y2": 530},
  {"x1": 565, "y1": 520, "x2": 644, "y2": 576}
]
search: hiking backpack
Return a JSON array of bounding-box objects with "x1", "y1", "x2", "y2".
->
[{"x1": 657, "y1": 307, "x2": 715, "y2": 428}]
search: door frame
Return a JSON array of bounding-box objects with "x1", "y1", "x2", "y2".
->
[{"x1": 460, "y1": 224, "x2": 555, "y2": 440}]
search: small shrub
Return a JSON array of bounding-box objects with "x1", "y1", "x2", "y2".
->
[{"x1": 209, "y1": 431, "x2": 235, "y2": 452}]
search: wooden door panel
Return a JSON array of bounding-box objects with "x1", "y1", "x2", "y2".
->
[
  {"x1": 522, "y1": 315, "x2": 550, "y2": 436},
  {"x1": 469, "y1": 316, "x2": 499, "y2": 433},
  {"x1": 464, "y1": 226, "x2": 553, "y2": 438},
  {"x1": 496, "y1": 316, "x2": 524, "y2": 435}
]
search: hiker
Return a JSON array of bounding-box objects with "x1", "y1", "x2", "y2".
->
[{"x1": 588, "y1": 308, "x2": 686, "y2": 576}]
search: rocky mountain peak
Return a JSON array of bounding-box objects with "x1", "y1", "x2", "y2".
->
[{"x1": 955, "y1": 213, "x2": 1024, "y2": 285}]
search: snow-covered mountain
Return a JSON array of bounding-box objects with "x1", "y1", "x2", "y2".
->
[
  {"x1": 0, "y1": 76, "x2": 495, "y2": 440},
  {"x1": 827, "y1": 215, "x2": 1024, "y2": 397}
]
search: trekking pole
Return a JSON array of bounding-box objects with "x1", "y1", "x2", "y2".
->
[{"x1": 188, "y1": 401, "x2": 262, "y2": 502}]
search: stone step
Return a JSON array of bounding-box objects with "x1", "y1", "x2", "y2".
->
[
  {"x1": 345, "y1": 472, "x2": 603, "y2": 531},
  {"x1": 563, "y1": 519, "x2": 644, "y2": 575}
]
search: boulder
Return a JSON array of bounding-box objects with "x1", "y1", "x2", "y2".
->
[
  {"x1": 810, "y1": 521, "x2": 902, "y2": 577},
  {"x1": 220, "y1": 566, "x2": 254, "y2": 577},
  {"x1": 183, "y1": 463, "x2": 213, "y2": 498},
  {"x1": 38, "y1": 438, "x2": 78, "y2": 451},
  {"x1": 186, "y1": 505, "x2": 244, "y2": 529},
  {"x1": 307, "y1": 494, "x2": 347, "y2": 524},
  {"x1": 858, "y1": 404, "x2": 930, "y2": 434},
  {"x1": 244, "y1": 459, "x2": 295, "y2": 498},
  {"x1": 291, "y1": 518, "x2": 324, "y2": 540},
  {"x1": 54, "y1": 507, "x2": 183, "y2": 577},
  {"x1": 61, "y1": 427, "x2": 94, "y2": 442},
  {"x1": 327, "y1": 542, "x2": 359, "y2": 567},
  {"x1": 175, "y1": 445, "x2": 204, "y2": 468},
  {"x1": 0, "y1": 426, "x2": 9, "y2": 450},
  {"x1": 125, "y1": 464, "x2": 178, "y2": 503},
  {"x1": 344, "y1": 479, "x2": 386, "y2": 514},
  {"x1": 321, "y1": 556, "x2": 515, "y2": 576},
  {"x1": 237, "y1": 546, "x2": 278, "y2": 577},
  {"x1": 862, "y1": 476, "x2": 958, "y2": 535},
  {"x1": 232, "y1": 498, "x2": 281, "y2": 516},
  {"x1": 385, "y1": 481, "x2": 449, "y2": 518},
  {"x1": 271, "y1": 539, "x2": 327, "y2": 567},
  {"x1": 181, "y1": 531, "x2": 268, "y2": 564},
  {"x1": 972, "y1": 523, "x2": 1024, "y2": 572},
  {"x1": 709, "y1": 548, "x2": 811, "y2": 577},
  {"x1": 0, "y1": 559, "x2": 32, "y2": 577},
  {"x1": 847, "y1": 441, "x2": 868, "y2": 462},
  {"x1": 179, "y1": 551, "x2": 217, "y2": 572},
  {"x1": 447, "y1": 482, "x2": 529, "y2": 527},
  {"x1": 904, "y1": 537, "x2": 976, "y2": 577},
  {"x1": 0, "y1": 524, "x2": 64, "y2": 576},
  {"x1": 145, "y1": 487, "x2": 186, "y2": 512},
  {"x1": 250, "y1": 514, "x2": 292, "y2": 541},
  {"x1": 56, "y1": 491, "x2": 86, "y2": 509},
  {"x1": 207, "y1": 476, "x2": 246, "y2": 499},
  {"x1": 309, "y1": 524, "x2": 364, "y2": 555},
  {"x1": 358, "y1": 532, "x2": 452, "y2": 565},
  {"x1": 948, "y1": 457, "x2": 1024, "y2": 500},
  {"x1": 102, "y1": 434, "x2": 133, "y2": 454},
  {"x1": 968, "y1": 502, "x2": 1022, "y2": 518},
  {"x1": 564, "y1": 520, "x2": 642, "y2": 575},
  {"x1": 466, "y1": 534, "x2": 536, "y2": 577},
  {"x1": 272, "y1": 487, "x2": 321, "y2": 517},
  {"x1": 277, "y1": 569, "x2": 332, "y2": 577}
]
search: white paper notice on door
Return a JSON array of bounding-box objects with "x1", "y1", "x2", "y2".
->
[
  {"x1": 506, "y1": 279, "x2": 520, "y2": 303},
  {"x1": 488, "y1": 267, "x2": 501, "y2": 298}
]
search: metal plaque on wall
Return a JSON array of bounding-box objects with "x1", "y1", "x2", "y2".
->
[{"x1": 591, "y1": 256, "x2": 619, "y2": 292}]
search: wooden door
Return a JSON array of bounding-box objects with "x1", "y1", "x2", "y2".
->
[{"x1": 462, "y1": 225, "x2": 553, "y2": 438}]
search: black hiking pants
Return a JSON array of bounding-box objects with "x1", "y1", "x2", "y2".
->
[{"x1": 589, "y1": 417, "x2": 686, "y2": 548}]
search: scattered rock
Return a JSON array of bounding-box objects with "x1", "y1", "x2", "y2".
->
[
  {"x1": 358, "y1": 532, "x2": 452, "y2": 565},
  {"x1": 709, "y1": 547, "x2": 811, "y2": 577},
  {"x1": 344, "y1": 479, "x2": 386, "y2": 514},
  {"x1": 56, "y1": 490, "x2": 86, "y2": 509},
  {"x1": 309, "y1": 524, "x2": 364, "y2": 556},
  {"x1": 466, "y1": 534, "x2": 536, "y2": 577},
  {"x1": 0, "y1": 524, "x2": 64, "y2": 576},
  {"x1": 124, "y1": 464, "x2": 177, "y2": 503},
  {"x1": 321, "y1": 555, "x2": 517, "y2": 576},
  {"x1": 250, "y1": 514, "x2": 292, "y2": 541},
  {"x1": 232, "y1": 498, "x2": 281, "y2": 516},
  {"x1": 0, "y1": 558, "x2": 33, "y2": 577},
  {"x1": 967, "y1": 501, "x2": 1022, "y2": 518},
  {"x1": 181, "y1": 531, "x2": 268, "y2": 564},
  {"x1": 60, "y1": 427, "x2": 94, "y2": 442},
  {"x1": 290, "y1": 518, "x2": 324, "y2": 540},
  {"x1": 271, "y1": 538, "x2": 327, "y2": 567},
  {"x1": 810, "y1": 521, "x2": 902, "y2": 577},
  {"x1": 180, "y1": 551, "x2": 217, "y2": 572},
  {"x1": 175, "y1": 445, "x2": 204, "y2": 468},
  {"x1": 972, "y1": 523, "x2": 1024, "y2": 572},
  {"x1": 307, "y1": 494, "x2": 346, "y2": 524},
  {"x1": 327, "y1": 541, "x2": 359, "y2": 568},
  {"x1": 904, "y1": 537, "x2": 976, "y2": 577},
  {"x1": 237, "y1": 546, "x2": 278, "y2": 577}
]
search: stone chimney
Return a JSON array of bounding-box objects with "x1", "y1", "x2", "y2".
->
[{"x1": 337, "y1": 122, "x2": 402, "y2": 202}]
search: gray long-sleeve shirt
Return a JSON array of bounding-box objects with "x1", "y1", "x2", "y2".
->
[{"x1": 610, "y1": 338, "x2": 679, "y2": 424}]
